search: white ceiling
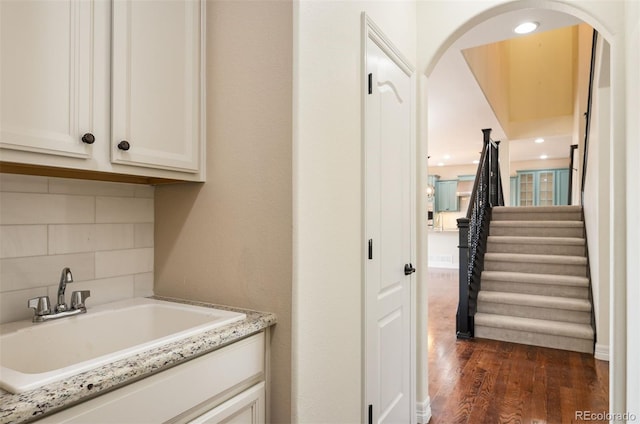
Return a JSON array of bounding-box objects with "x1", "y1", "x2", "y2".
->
[{"x1": 427, "y1": 9, "x2": 583, "y2": 168}]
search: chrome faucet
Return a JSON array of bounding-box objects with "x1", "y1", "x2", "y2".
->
[
  {"x1": 28, "y1": 267, "x2": 91, "y2": 323},
  {"x1": 56, "y1": 267, "x2": 73, "y2": 312}
]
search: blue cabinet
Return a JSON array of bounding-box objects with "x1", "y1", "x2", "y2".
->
[
  {"x1": 510, "y1": 177, "x2": 518, "y2": 206},
  {"x1": 435, "y1": 180, "x2": 459, "y2": 212},
  {"x1": 555, "y1": 168, "x2": 570, "y2": 205},
  {"x1": 516, "y1": 168, "x2": 570, "y2": 206}
]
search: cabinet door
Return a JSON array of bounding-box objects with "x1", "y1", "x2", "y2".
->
[
  {"x1": 518, "y1": 172, "x2": 535, "y2": 206},
  {"x1": 554, "y1": 169, "x2": 570, "y2": 205},
  {"x1": 537, "y1": 171, "x2": 555, "y2": 206},
  {"x1": 449, "y1": 181, "x2": 460, "y2": 211},
  {"x1": 435, "y1": 181, "x2": 457, "y2": 212},
  {"x1": 510, "y1": 177, "x2": 518, "y2": 206},
  {"x1": 1, "y1": 0, "x2": 95, "y2": 158},
  {"x1": 111, "y1": 0, "x2": 203, "y2": 173},
  {"x1": 435, "y1": 181, "x2": 447, "y2": 211},
  {"x1": 189, "y1": 382, "x2": 265, "y2": 424}
]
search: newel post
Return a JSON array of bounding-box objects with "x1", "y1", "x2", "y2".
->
[{"x1": 456, "y1": 217, "x2": 471, "y2": 339}]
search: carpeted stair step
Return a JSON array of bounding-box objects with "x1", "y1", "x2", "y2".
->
[
  {"x1": 492, "y1": 205, "x2": 582, "y2": 222},
  {"x1": 490, "y1": 220, "x2": 584, "y2": 238},
  {"x1": 484, "y1": 253, "x2": 587, "y2": 277},
  {"x1": 474, "y1": 312, "x2": 594, "y2": 353},
  {"x1": 481, "y1": 270, "x2": 590, "y2": 299},
  {"x1": 487, "y1": 235, "x2": 586, "y2": 256},
  {"x1": 477, "y1": 291, "x2": 591, "y2": 324}
]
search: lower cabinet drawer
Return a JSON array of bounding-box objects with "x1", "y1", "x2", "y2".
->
[{"x1": 39, "y1": 333, "x2": 265, "y2": 423}]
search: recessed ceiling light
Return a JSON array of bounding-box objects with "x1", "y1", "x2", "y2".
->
[
  {"x1": 472, "y1": 160, "x2": 480, "y2": 164},
  {"x1": 514, "y1": 21, "x2": 539, "y2": 34},
  {"x1": 444, "y1": 154, "x2": 451, "y2": 159},
  {"x1": 437, "y1": 162, "x2": 445, "y2": 167},
  {"x1": 534, "y1": 138, "x2": 545, "y2": 144},
  {"x1": 540, "y1": 154, "x2": 548, "y2": 159}
]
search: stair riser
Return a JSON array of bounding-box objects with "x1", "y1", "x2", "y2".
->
[
  {"x1": 475, "y1": 326, "x2": 593, "y2": 353},
  {"x1": 487, "y1": 243, "x2": 585, "y2": 256},
  {"x1": 484, "y1": 260, "x2": 587, "y2": 277},
  {"x1": 490, "y1": 227, "x2": 585, "y2": 238},
  {"x1": 477, "y1": 302, "x2": 591, "y2": 324},
  {"x1": 482, "y1": 281, "x2": 590, "y2": 299},
  {"x1": 492, "y1": 212, "x2": 582, "y2": 221}
]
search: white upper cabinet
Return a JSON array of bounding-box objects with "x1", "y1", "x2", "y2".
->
[
  {"x1": 0, "y1": 0, "x2": 205, "y2": 182},
  {"x1": 0, "y1": 0, "x2": 96, "y2": 159},
  {"x1": 111, "y1": 0, "x2": 203, "y2": 174}
]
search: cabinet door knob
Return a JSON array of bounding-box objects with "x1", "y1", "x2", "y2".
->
[
  {"x1": 81, "y1": 133, "x2": 95, "y2": 144},
  {"x1": 117, "y1": 140, "x2": 130, "y2": 151}
]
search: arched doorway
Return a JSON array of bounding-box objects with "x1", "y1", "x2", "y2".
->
[{"x1": 417, "y1": 1, "x2": 627, "y2": 421}]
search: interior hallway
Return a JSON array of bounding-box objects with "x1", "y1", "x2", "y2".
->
[{"x1": 427, "y1": 268, "x2": 609, "y2": 423}]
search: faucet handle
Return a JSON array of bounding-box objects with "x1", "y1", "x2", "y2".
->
[
  {"x1": 28, "y1": 296, "x2": 51, "y2": 316},
  {"x1": 70, "y1": 290, "x2": 91, "y2": 310}
]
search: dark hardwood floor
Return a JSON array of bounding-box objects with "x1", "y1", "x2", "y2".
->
[{"x1": 427, "y1": 268, "x2": 609, "y2": 424}]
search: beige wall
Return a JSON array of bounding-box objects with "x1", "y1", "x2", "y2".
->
[
  {"x1": 430, "y1": 163, "x2": 477, "y2": 180},
  {"x1": 510, "y1": 158, "x2": 570, "y2": 175},
  {"x1": 0, "y1": 173, "x2": 154, "y2": 324},
  {"x1": 154, "y1": 2, "x2": 292, "y2": 422}
]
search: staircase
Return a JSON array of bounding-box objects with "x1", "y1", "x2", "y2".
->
[{"x1": 474, "y1": 205, "x2": 595, "y2": 353}]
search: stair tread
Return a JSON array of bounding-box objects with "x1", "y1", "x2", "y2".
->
[
  {"x1": 478, "y1": 291, "x2": 591, "y2": 311},
  {"x1": 487, "y1": 236, "x2": 585, "y2": 246},
  {"x1": 485, "y1": 252, "x2": 587, "y2": 264},
  {"x1": 491, "y1": 220, "x2": 584, "y2": 227},
  {"x1": 493, "y1": 205, "x2": 582, "y2": 214},
  {"x1": 475, "y1": 312, "x2": 594, "y2": 339},
  {"x1": 481, "y1": 270, "x2": 589, "y2": 287}
]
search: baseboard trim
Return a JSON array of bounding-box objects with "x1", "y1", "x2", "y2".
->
[
  {"x1": 417, "y1": 397, "x2": 432, "y2": 423},
  {"x1": 594, "y1": 343, "x2": 609, "y2": 361},
  {"x1": 427, "y1": 261, "x2": 457, "y2": 269}
]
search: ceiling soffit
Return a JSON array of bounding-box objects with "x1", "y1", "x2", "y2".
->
[{"x1": 462, "y1": 26, "x2": 578, "y2": 140}]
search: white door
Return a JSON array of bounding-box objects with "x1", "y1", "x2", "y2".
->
[
  {"x1": 111, "y1": 0, "x2": 203, "y2": 173},
  {"x1": 0, "y1": 0, "x2": 96, "y2": 158},
  {"x1": 363, "y1": 16, "x2": 416, "y2": 424}
]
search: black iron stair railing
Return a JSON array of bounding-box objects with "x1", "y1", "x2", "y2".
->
[{"x1": 456, "y1": 128, "x2": 504, "y2": 339}]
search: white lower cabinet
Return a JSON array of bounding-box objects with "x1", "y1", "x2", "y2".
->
[
  {"x1": 39, "y1": 333, "x2": 266, "y2": 424},
  {"x1": 189, "y1": 382, "x2": 265, "y2": 424}
]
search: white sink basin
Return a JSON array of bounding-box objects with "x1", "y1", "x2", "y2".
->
[{"x1": 0, "y1": 298, "x2": 246, "y2": 393}]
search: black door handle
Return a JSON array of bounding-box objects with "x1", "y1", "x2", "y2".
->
[{"x1": 404, "y1": 263, "x2": 416, "y2": 275}]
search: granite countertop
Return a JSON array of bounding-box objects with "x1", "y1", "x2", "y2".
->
[{"x1": 0, "y1": 297, "x2": 277, "y2": 424}]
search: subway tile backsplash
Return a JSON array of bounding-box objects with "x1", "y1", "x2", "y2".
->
[{"x1": 0, "y1": 174, "x2": 155, "y2": 324}]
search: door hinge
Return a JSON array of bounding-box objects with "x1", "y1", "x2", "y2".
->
[
  {"x1": 368, "y1": 73, "x2": 373, "y2": 95},
  {"x1": 368, "y1": 239, "x2": 373, "y2": 260},
  {"x1": 368, "y1": 404, "x2": 373, "y2": 424}
]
